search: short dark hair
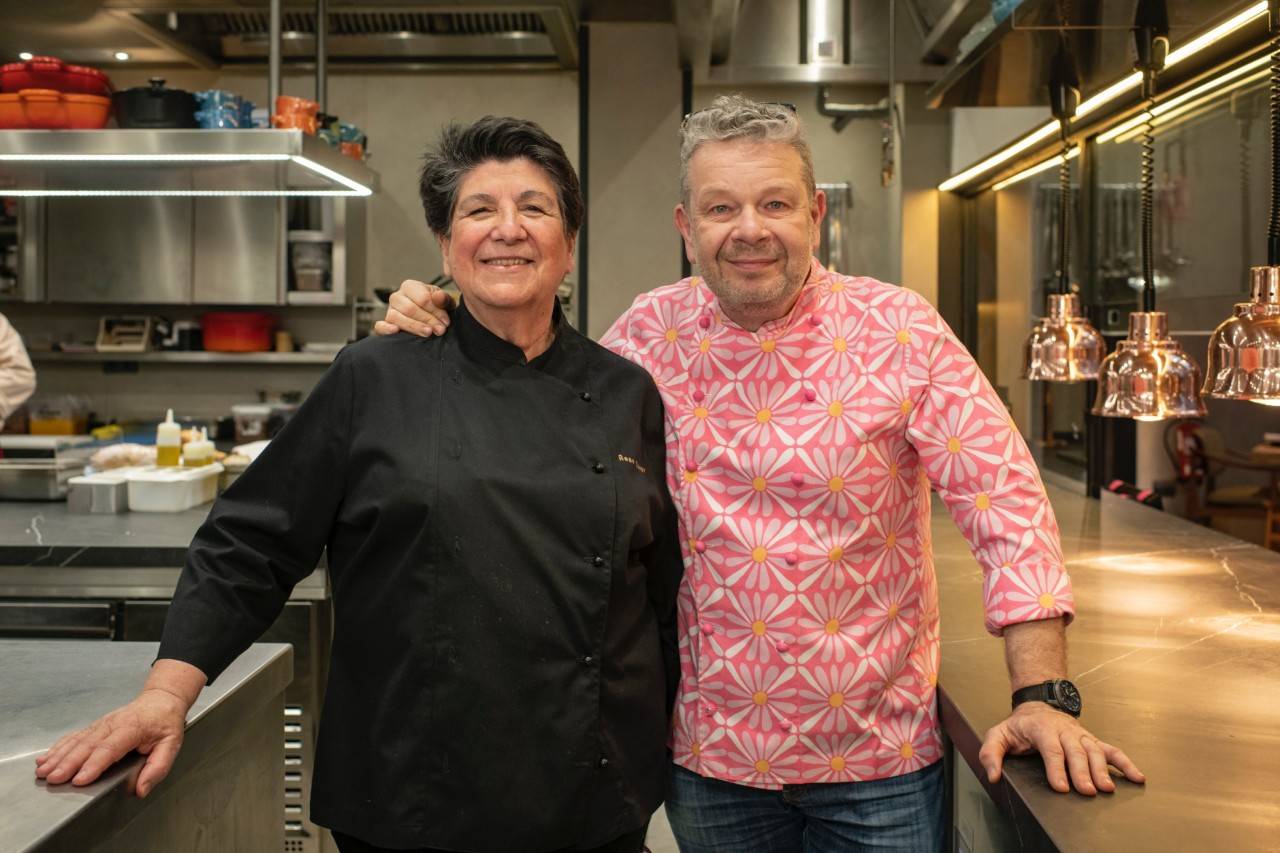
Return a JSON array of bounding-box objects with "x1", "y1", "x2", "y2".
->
[{"x1": 418, "y1": 116, "x2": 583, "y2": 239}]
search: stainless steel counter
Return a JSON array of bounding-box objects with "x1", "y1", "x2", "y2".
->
[
  {"x1": 0, "y1": 641, "x2": 292, "y2": 852},
  {"x1": 936, "y1": 485, "x2": 1280, "y2": 851},
  {"x1": 0, "y1": 500, "x2": 331, "y2": 851},
  {"x1": 0, "y1": 501, "x2": 326, "y2": 600}
]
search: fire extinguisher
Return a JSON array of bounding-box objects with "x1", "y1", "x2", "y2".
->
[{"x1": 1171, "y1": 421, "x2": 1204, "y2": 482}]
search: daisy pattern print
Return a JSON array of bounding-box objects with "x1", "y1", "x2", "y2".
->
[{"x1": 601, "y1": 261, "x2": 1073, "y2": 789}]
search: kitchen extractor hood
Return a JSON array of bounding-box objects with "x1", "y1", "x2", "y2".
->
[
  {"x1": 0, "y1": 129, "x2": 377, "y2": 196},
  {"x1": 677, "y1": 0, "x2": 945, "y2": 85},
  {"x1": 0, "y1": 1, "x2": 579, "y2": 71}
]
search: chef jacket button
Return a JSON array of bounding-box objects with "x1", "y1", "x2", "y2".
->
[
  {"x1": 785, "y1": 552, "x2": 798, "y2": 566},
  {"x1": 701, "y1": 701, "x2": 716, "y2": 716},
  {"x1": 790, "y1": 472, "x2": 805, "y2": 487},
  {"x1": 599, "y1": 758, "x2": 609, "y2": 768},
  {"x1": 776, "y1": 640, "x2": 790, "y2": 653},
  {"x1": 592, "y1": 555, "x2": 606, "y2": 568},
  {"x1": 808, "y1": 314, "x2": 822, "y2": 326},
  {"x1": 698, "y1": 315, "x2": 711, "y2": 329},
  {"x1": 700, "y1": 620, "x2": 715, "y2": 634},
  {"x1": 694, "y1": 540, "x2": 707, "y2": 554},
  {"x1": 781, "y1": 719, "x2": 795, "y2": 732},
  {"x1": 592, "y1": 461, "x2": 606, "y2": 474},
  {"x1": 579, "y1": 391, "x2": 592, "y2": 402},
  {"x1": 803, "y1": 388, "x2": 817, "y2": 402},
  {"x1": 692, "y1": 389, "x2": 705, "y2": 402}
]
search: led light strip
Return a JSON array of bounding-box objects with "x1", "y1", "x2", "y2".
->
[
  {"x1": 0, "y1": 154, "x2": 291, "y2": 162},
  {"x1": 291, "y1": 155, "x2": 373, "y2": 196},
  {"x1": 1110, "y1": 68, "x2": 1270, "y2": 142},
  {"x1": 992, "y1": 147, "x2": 1079, "y2": 192},
  {"x1": 0, "y1": 190, "x2": 362, "y2": 197},
  {"x1": 939, "y1": 1, "x2": 1269, "y2": 192},
  {"x1": 0, "y1": 153, "x2": 373, "y2": 195},
  {"x1": 1098, "y1": 54, "x2": 1271, "y2": 142}
]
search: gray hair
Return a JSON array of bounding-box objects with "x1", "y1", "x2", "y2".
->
[{"x1": 679, "y1": 94, "x2": 816, "y2": 203}]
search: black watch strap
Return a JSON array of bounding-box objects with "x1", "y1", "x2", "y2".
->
[{"x1": 1012, "y1": 679, "x2": 1082, "y2": 717}]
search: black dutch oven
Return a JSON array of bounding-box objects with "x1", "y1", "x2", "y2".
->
[{"x1": 112, "y1": 77, "x2": 196, "y2": 128}]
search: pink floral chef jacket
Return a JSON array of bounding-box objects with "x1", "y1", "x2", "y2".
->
[{"x1": 599, "y1": 260, "x2": 1074, "y2": 789}]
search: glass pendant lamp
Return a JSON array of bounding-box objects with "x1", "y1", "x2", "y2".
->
[
  {"x1": 1202, "y1": 3, "x2": 1280, "y2": 407},
  {"x1": 1023, "y1": 37, "x2": 1105, "y2": 382},
  {"x1": 1093, "y1": 0, "x2": 1207, "y2": 420}
]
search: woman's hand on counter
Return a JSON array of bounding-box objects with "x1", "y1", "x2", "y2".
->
[
  {"x1": 34, "y1": 658, "x2": 206, "y2": 798},
  {"x1": 978, "y1": 703, "x2": 1146, "y2": 796},
  {"x1": 373, "y1": 278, "x2": 454, "y2": 338}
]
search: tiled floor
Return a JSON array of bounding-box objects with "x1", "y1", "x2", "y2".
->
[{"x1": 645, "y1": 806, "x2": 679, "y2": 853}]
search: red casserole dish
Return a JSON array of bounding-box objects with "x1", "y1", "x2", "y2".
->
[
  {"x1": 202, "y1": 312, "x2": 278, "y2": 353},
  {"x1": 0, "y1": 89, "x2": 111, "y2": 129},
  {"x1": 0, "y1": 56, "x2": 112, "y2": 96}
]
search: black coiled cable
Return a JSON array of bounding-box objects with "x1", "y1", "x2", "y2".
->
[
  {"x1": 1269, "y1": 25, "x2": 1279, "y2": 265},
  {"x1": 1140, "y1": 108, "x2": 1156, "y2": 311},
  {"x1": 1058, "y1": 126, "x2": 1071, "y2": 293}
]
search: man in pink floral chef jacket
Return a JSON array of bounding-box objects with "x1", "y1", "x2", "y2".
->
[{"x1": 379, "y1": 95, "x2": 1143, "y2": 852}]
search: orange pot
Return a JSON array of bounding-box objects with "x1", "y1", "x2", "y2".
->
[
  {"x1": 0, "y1": 89, "x2": 110, "y2": 129},
  {"x1": 275, "y1": 95, "x2": 318, "y2": 116},
  {"x1": 0, "y1": 94, "x2": 22, "y2": 129},
  {"x1": 63, "y1": 93, "x2": 111, "y2": 128},
  {"x1": 273, "y1": 111, "x2": 318, "y2": 135},
  {"x1": 18, "y1": 89, "x2": 66, "y2": 129}
]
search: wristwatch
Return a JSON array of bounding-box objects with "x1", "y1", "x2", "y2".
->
[{"x1": 1011, "y1": 679, "x2": 1082, "y2": 717}]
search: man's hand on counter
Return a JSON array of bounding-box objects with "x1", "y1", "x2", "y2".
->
[
  {"x1": 372, "y1": 278, "x2": 455, "y2": 338},
  {"x1": 34, "y1": 658, "x2": 206, "y2": 798},
  {"x1": 979, "y1": 703, "x2": 1146, "y2": 796},
  {"x1": 989, "y1": 618, "x2": 1145, "y2": 795}
]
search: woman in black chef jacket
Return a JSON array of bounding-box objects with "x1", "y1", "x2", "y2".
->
[{"x1": 35, "y1": 116, "x2": 682, "y2": 853}]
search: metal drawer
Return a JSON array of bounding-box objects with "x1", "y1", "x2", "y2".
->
[{"x1": 0, "y1": 601, "x2": 115, "y2": 638}]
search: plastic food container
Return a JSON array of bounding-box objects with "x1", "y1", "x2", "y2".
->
[
  {"x1": 0, "y1": 57, "x2": 112, "y2": 96},
  {"x1": 127, "y1": 463, "x2": 224, "y2": 512},
  {"x1": 67, "y1": 468, "x2": 139, "y2": 514},
  {"x1": 202, "y1": 312, "x2": 278, "y2": 352},
  {"x1": 0, "y1": 89, "x2": 111, "y2": 130}
]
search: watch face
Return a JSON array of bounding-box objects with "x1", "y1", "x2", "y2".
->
[{"x1": 1053, "y1": 680, "x2": 1082, "y2": 715}]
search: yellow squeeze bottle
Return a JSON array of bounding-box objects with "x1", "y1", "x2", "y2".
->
[{"x1": 156, "y1": 408, "x2": 181, "y2": 467}]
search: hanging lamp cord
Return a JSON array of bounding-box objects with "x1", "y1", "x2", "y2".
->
[
  {"x1": 1058, "y1": 123, "x2": 1072, "y2": 294},
  {"x1": 1132, "y1": 0, "x2": 1169, "y2": 313},
  {"x1": 1140, "y1": 87, "x2": 1156, "y2": 312},
  {"x1": 1268, "y1": 0, "x2": 1280, "y2": 265}
]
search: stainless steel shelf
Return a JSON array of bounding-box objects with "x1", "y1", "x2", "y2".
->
[
  {"x1": 31, "y1": 350, "x2": 335, "y2": 365},
  {"x1": 0, "y1": 129, "x2": 378, "y2": 197}
]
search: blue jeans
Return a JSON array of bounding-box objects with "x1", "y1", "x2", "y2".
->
[{"x1": 665, "y1": 760, "x2": 945, "y2": 853}]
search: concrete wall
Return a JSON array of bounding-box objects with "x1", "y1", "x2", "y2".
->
[{"x1": 584, "y1": 23, "x2": 683, "y2": 338}]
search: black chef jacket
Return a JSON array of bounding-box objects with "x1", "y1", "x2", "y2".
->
[{"x1": 158, "y1": 300, "x2": 682, "y2": 853}]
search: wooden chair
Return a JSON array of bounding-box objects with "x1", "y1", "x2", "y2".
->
[{"x1": 1163, "y1": 422, "x2": 1274, "y2": 526}]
